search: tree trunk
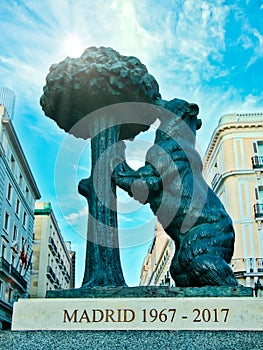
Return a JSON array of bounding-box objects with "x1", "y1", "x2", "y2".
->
[{"x1": 79, "y1": 114, "x2": 126, "y2": 286}]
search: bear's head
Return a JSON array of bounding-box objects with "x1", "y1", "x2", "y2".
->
[{"x1": 155, "y1": 98, "x2": 202, "y2": 136}]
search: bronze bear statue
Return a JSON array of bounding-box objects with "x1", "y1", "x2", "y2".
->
[{"x1": 113, "y1": 98, "x2": 238, "y2": 287}]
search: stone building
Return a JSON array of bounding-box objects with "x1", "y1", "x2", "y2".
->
[
  {"x1": 65, "y1": 241, "x2": 76, "y2": 289},
  {"x1": 0, "y1": 104, "x2": 40, "y2": 329},
  {"x1": 140, "y1": 222, "x2": 175, "y2": 286},
  {"x1": 203, "y1": 112, "x2": 263, "y2": 288},
  {"x1": 30, "y1": 202, "x2": 74, "y2": 297},
  {"x1": 0, "y1": 88, "x2": 16, "y2": 120}
]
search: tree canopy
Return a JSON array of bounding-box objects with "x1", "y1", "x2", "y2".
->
[{"x1": 40, "y1": 46, "x2": 161, "y2": 139}]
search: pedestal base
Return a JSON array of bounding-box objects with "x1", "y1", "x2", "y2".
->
[
  {"x1": 2, "y1": 330, "x2": 263, "y2": 350},
  {"x1": 46, "y1": 285, "x2": 253, "y2": 298},
  {"x1": 12, "y1": 295, "x2": 262, "y2": 331}
]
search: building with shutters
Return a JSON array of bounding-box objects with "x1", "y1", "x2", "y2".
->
[
  {"x1": 0, "y1": 104, "x2": 40, "y2": 329},
  {"x1": 203, "y1": 112, "x2": 263, "y2": 288},
  {"x1": 65, "y1": 241, "x2": 76, "y2": 289},
  {"x1": 30, "y1": 202, "x2": 74, "y2": 298},
  {"x1": 140, "y1": 222, "x2": 175, "y2": 286}
]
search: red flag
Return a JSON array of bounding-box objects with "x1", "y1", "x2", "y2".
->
[
  {"x1": 19, "y1": 243, "x2": 25, "y2": 260},
  {"x1": 19, "y1": 241, "x2": 27, "y2": 267},
  {"x1": 23, "y1": 245, "x2": 29, "y2": 267}
]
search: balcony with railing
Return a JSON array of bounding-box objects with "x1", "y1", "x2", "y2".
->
[
  {"x1": 46, "y1": 265, "x2": 56, "y2": 282},
  {"x1": 251, "y1": 156, "x2": 263, "y2": 169},
  {"x1": 231, "y1": 257, "x2": 263, "y2": 277},
  {"x1": 256, "y1": 258, "x2": 263, "y2": 272},
  {"x1": 48, "y1": 237, "x2": 57, "y2": 256},
  {"x1": 0, "y1": 257, "x2": 10, "y2": 274},
  {"x1": 65, "y1": 271, "x2": 71, "y2": 283},
  {"x1": 0, "y1": 257, "x2": 27, "y2": 290},
  {"x1": 58, "y1": 258, "x2": 63, "y2": 269},
  {"x1": 11, "y1": 265, "x2": 27, "y2": 289},
  {"x1": 53, "y1": 277, "x2": 60, "y2": 289},
  {"x1": 254, "y1": 203, "x2": 263, "y2": 219},
  {"x1": 62, "y1": 264, "x2": 68, "y2": 276},
  {"x1": 55, "y1": 252, "x2": 61, "y2": 263}
]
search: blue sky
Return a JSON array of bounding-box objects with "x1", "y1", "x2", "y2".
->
[{"x1": 1, "y1": 0, "x2": 263, "y2": 287}]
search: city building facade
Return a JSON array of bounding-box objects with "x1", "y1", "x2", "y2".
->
[
  {"x1": 203, "y1": 112, "x2": 263, "y2": 288},
  {"x1": 30, "y1": 202, "x2": 73, "y2": 298},
  {"x1": 0, "y1": 104, "x2": 41, "y2": 329},
  {"x1": 0, "y1": 88, "x2": 16, "y2": 120},
  {"x1": 65, "y1": 241, "x2": 76, "y2": 289},
  {"x1": 140, "y1": 222, "x2": 175, "y2": 286}
]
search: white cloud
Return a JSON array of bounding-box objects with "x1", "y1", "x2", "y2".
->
[
  {"x1": 0, "y1": 0, "x2": 231, "y2": 109},
  {"x1": 247, "y1": 30, "x2": 263, "y2": 67},
  {"x1": 161, "y1": 1, "x2": 228, "y2": 76},
  {"x1": 64, "y1": 205, "x2": 89, "y2": 223}
]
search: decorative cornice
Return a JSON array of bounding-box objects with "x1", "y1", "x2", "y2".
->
[{"x1": 204, "y1": 120, "x2": 263, "y2": 169}]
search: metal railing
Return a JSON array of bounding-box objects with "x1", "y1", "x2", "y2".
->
[
  {"x1": 46, "y1": 265, "x2": 56, "y2": 282},
  {"x1": 254, "y1": 203, "x2": 263, "y2": 219},
  {"x1": 48, "y1": 237, "x2": 57, "y2": 255},
  {"x1": 0, "y1": 257, "x2": 27, "y2": 290},
  {"x1": 11, "y1": 265, "x2": 27, "y2": 289},
  {"x1": 231, "y1": 257, "x2": 263, "y2": 273},
  {"x1": 0, "y1": 257, "x2": 10, "y2": 273},
  {"x1": 251, "y1": 156, "x2": 263, "y2": 169}
]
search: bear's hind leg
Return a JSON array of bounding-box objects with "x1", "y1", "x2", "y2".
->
[{"x1": 189, "y1": 255, "x2": 238, "y2": 286}]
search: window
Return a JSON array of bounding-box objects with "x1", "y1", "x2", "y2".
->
[
  {"x1": 22, "y1": 211, "x2": 27, "y2": 227},
  {"x1": 13, "y1": 225, "x2": 17, "y2": 241},
  {"x1": 253, "y1": 141, "x2": 263, "y2": 155},
  {"x1": 8, "y1": 288, "x2": 12, "y2": 303},
  {"x1": 259, "y1": 186, "x2": 263, "y2": 203},
  {"x1": 26, "y1": 187, "x2": 29, "y2": 200},
  {"x1": 1, "y1": 244, "x2": 6, "y2": 258},
  {"x1": 258, "y1": 141, "x2": 263, "y2": 155},
  {"x1": 7, "y1": 183, "x2": 12, "y2": 202},
  {"x1": 19, "y1": 173, "x2": 23, "y2": 187},
  {"x1": 4, "y1": 212, "x2": 9, "y2": 232},
  {"x1": 15, "y1": 199, "x2": 20, "y2": 216},
  {"x1": 11, "y1": 255, "x2": 16, "y2": 266},
  {"x1": 10, "y1": 155, "x2": 15, "y2": 172},
  {"x1": 255, "y1": 186, "x2": 263, "y2": 203},
  {"x1": 255, "y1": 188, "x2": 259, "y2": 200},
  {"x1": 19, "y1": 264, "x2": 23, "y2": 273},
  {"x1": 33, "y1": 250, "x2": 39, "y2": 270}
]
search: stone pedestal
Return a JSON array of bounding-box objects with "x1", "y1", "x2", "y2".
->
[
  {"x1": 8, "y1": 286, "x2": 262, "y2": 349},
  {"x1": 1, "y1": 330, "x2": 262, "y2": 350},
  {"x1": 12, "y1": 296, "x2": 263, "y2": 331}
]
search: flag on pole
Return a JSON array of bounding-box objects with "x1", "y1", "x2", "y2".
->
[
  {"x1": 24, "y1": 245, "x2": 29, "y2": 267},
  {"x1": 25, "y1": 250, "x2": 33, "y2": 272},
  {"x1": 19, "y1": 241, "x2": 27, "y2": 268}
]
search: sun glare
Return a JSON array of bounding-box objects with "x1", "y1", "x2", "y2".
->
[{"x1": 62, "y1": 34, "x2": 85, "y2": 58}]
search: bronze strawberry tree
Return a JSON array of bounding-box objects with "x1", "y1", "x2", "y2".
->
[{"x1": 40, "y1": 47, "x2": 161, "y2": 287}]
